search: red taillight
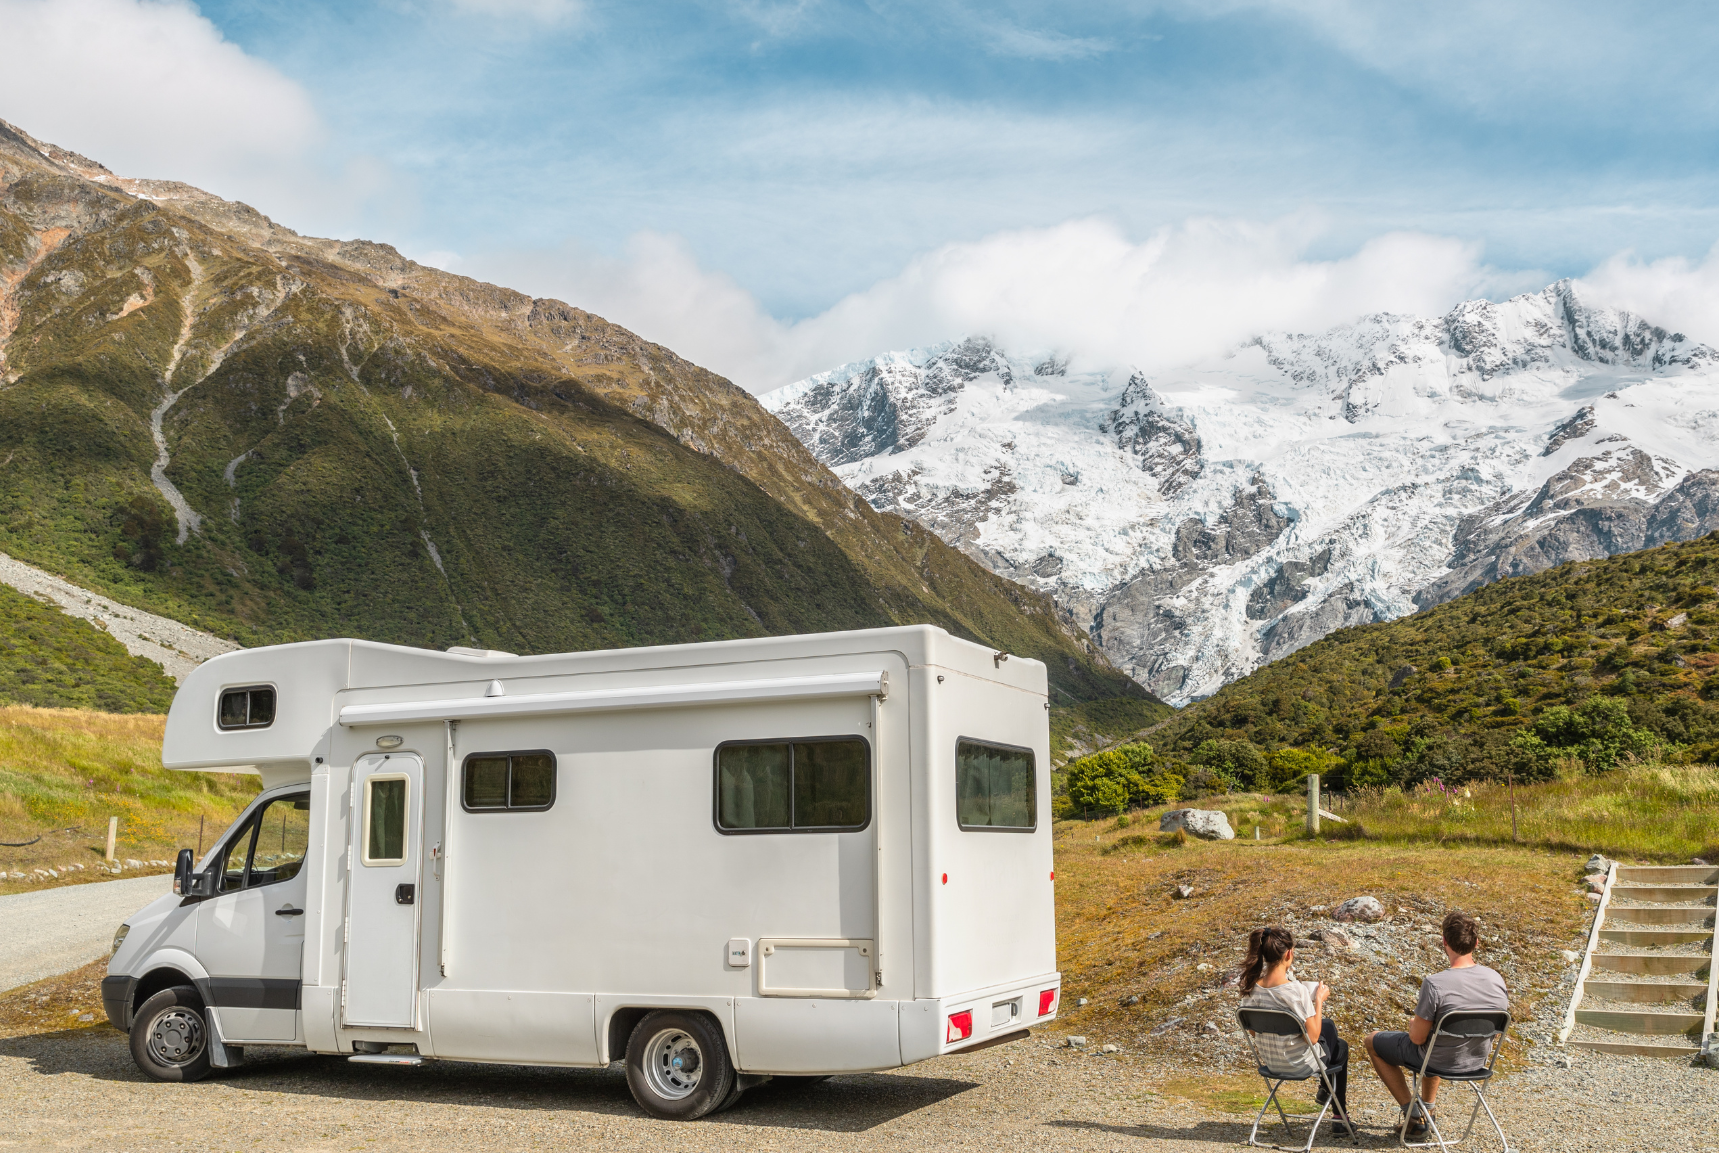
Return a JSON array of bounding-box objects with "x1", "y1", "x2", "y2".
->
[
  {"x1": 1038, "y1": 989, "x2": 1058, "y2": 1017},
  {"x1": 946, "y1": 1010, "x2": 973, "y2": 1044}
]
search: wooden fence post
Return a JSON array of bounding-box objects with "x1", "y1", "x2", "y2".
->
[
  {"x1": 105, "y1": 815, "x2": 118, "y2": 862},
  {"x1": 1306, "y1": 773, "x2": 1320, "y2": 835}
]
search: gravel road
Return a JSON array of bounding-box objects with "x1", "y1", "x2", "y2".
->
[
  {"x1": 0, "y1": 1027, "x2": 1712, "y2": 1152},
  {"x1": 0, "y1": 876, "x2": 170, "y2": 992}
]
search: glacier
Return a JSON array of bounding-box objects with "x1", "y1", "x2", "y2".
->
[{"x1": 763, "y1": 280, "x2": 1719, "y2": 705}]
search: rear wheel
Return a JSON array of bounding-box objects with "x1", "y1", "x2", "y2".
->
[
  {"x1": 624, "y1": 1010, "x2": 735, "y2": 1121},
  {"x1": 129, "y1": 986, "x2": 213, "y2": 1083}
]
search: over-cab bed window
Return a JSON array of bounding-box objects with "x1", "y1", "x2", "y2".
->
[
  {"x1": 715, "y1": 737, "x2": 870, "y2": 834},
  {"x1": 217, "y1": 685, "x2": 275, "y2": 730},
  {"x1": 462, "y1": 750, "x2": 556, "y2": 812},
  {"x1": 956, "y1": 738, "x2": 1037, "y2": 831}
]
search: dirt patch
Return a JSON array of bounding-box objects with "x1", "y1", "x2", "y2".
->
[{"x1": 0, "y1": 956, "x2": 111, "y2": 1038}]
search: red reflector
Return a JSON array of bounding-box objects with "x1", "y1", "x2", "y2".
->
[
  {"x1": 946, "y1": 1010, "x2": 973, "y2": 1044},
  {"x1": 941, "y1": 872, "x2": 948, "y2": 885},
  {"x1": 1038, "y1": 989, "x2": 1057, "y2": 1016},
  {"x1": 1049, "y1": 870, "x2": 1055, "y2": 880}
]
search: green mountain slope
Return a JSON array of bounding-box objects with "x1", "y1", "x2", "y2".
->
[
  {"x1": 1150, "y1": 533, "x2": 1719, "y2": 783},
  {"x1": 0, "y1": 118, "x2": 1144, "y2": 703},
  {"x1": 0, "y1": 584, "x2": 176, "y2": 713}
]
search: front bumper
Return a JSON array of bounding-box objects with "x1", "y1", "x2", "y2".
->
[{"x1": 101, "y1": 975, "x2": 137, "y2": 1032}]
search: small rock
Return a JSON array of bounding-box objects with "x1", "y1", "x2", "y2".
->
[
  {"x1": 1320, "y1": 928, "x2": 1354, "y2": 951},
  {"x1": 1584, "y1": 892, "x2": 1602, "y2": 903},
  {"x1": 1309, "y1": 905, "x2": 1326, "y2": 912},
  {"x1": 1148, "y1": 931, "x2": 1164, "y2": 939},
  {"x1": 1150, "y1": 1017, "x2": 1185, "y2": 1036},
  {"x1": 1173, "y1": 884, "x2": 1195, "y2": 900},
  {"x1": 1202, "y1": 1021, "x2": 1220, "y2": 1034},
  {"x1": 1122, "y1": 994, "x2": 1141, "y2": 1005},
  {"x1": 1196, "y1": 962, "x2": 1212, "y2": 972},
  {"x1": 78, "y1": 1013, "x2": 93, "y2": 1022},
  {"x1": 124, "y1": 859, "x2": 142, "y2": 868},
  {"x1": 1553, "y1": 1053, "x2": 1573, "y2": 1069},
  {"x1": 1332, "y1": 896, "x2": 1385, "y2": 923},
  {"x1": 1583, "y1": 853, "x2": 1612, "y2": 876},
  {"x1": 1100, "y1": 1043, "x2": 1120, "y2": 1054},
  {"x1": 1560, "y1": 950, "x2": 1580, "y2": 964},
  {"x1": 1067, "y1": 1035, "x2": 1088, "y2": 1048},
  {"x1": 1076, "y1": 997, "x2": 1090, "y2": 1007},
  {"x1": 1159, "y1": 809, "x2": 1236, "y2": 840},
  {"x1": 1693, "y1": 858, "x2": 1710, "y2": 866},
  {"x1": 1585, "y1": 876, "x2": 1607, "y2": 892}
]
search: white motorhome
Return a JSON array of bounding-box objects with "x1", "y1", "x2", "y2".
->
[{"x1": 103, "y1": 625, "x2": 1060, "y2": 1118}]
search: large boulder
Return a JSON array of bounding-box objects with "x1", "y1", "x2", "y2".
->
[
  {"x1": 1331, "y1": 896, "x2": 1385, "y2": 923},
  {"x1": 1160, "y1": 809, "x2": 1235, "y2": 840}
]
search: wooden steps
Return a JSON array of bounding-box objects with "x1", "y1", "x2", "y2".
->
[{"x1": 1559, "y1": 863, "x2": 1718, "y2": 1060}]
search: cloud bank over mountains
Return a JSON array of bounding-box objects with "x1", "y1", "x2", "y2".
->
[{"x1": 478, "y1": 218, "x2": 1719, "y2": 397}]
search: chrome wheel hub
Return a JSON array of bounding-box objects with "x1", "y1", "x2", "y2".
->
[
  {"x1": 146, "y1": 1007, "x2": 205, "y2": 1066},
  {"x1": 642, "y1": 1028, "x2": 703, "y2": 1100}
]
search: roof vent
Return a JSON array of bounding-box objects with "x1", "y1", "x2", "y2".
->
[
  {"x1": 485, "y1": 680, "x2": 506, "y2": 698},
  {"x1": 447, "y1": 646, "x2": 518, "y2": 658}
]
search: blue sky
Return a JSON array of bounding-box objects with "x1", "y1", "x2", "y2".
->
[{"x1": 6, "y1": 1, "x2": 1719, "y2": 387}]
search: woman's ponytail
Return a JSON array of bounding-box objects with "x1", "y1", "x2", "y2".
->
[{"x1": 1240, "y1": 925, "x2": 1294, "y2": 994}]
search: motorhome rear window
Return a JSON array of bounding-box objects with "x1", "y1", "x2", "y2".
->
[
  {"x1": 462, "y1": 751, "x2": 556, "y2": 812},
  {"x1": 715, "y1": 737, "x2": 870, "y2": 833},
  {"x1": 217, "y1": 686, "x2": 275, "y2": 730},
  {"x1": 956, "y1": 738, "x2": 1037, "y2": 831}
]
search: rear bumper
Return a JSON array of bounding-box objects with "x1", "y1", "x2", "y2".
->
[
  {"x1": 102, "y1": 975, "x2": 137, "y2": 1032},
  {"x1": 900, "y1": 971, "x2": 1060, "y2": 1064}
]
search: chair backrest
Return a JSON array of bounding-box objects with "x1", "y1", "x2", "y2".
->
[
  {"x1": 1238, "y1": 1007, "x2": 1305, "y2": 1036},
  {"x1": 1432, "y1": 1010, "x2": 1509, "y2": 1039}
]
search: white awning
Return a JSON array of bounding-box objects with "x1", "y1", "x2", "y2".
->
[{"x1": 338, "y1": 670, "x2": 888, "y2": 727}]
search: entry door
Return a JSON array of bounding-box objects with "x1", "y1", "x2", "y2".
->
[
  {"x1": 343, "y1": 753, "x2": 424, "y2": 1028},
  {"x1": 195, "y1": 790, "x2": 311, "y2": 1042}
]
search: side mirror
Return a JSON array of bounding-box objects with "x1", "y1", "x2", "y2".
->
[{"x1": 175, "y1": 848, "x2": 193, "y2": 896}]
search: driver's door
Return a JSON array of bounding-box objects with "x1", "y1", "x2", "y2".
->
[{"x1": 194, "y1": 791, "x2": 311, "y2": 1042}]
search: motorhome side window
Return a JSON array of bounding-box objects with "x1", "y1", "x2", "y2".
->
[
  {"x1": 956, "y1": 738, "x2": 1037, "y2": 831},
  {"x1": 715, "y1": 737, "x2": 869, "y2": 833},
  {"x1": 214, "y1": 792, "x2": 311, "y2": 891},
  {"x1": 217, "y1": 685, "x2": 275, "y2": 730},
  {"x1": 461, "y1": 751, "x2": 556, "y2": 812}
]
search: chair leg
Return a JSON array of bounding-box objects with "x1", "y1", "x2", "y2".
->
[{"x1": 1247, "y1": 1079, "x2": 1283, "y2": 1147}]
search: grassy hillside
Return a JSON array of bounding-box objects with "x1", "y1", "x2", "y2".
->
[
  {"x1": 0, "y1": 585, "x2": 176, "y2": 713},
  {"x1": 1049, "y1": 696, "x2": 1174, "y2": 765},
  {"x1": 0, "y1": 118, "x2": 1141, "y2": 704},
  {"x1": 0, "y1": 706, "x2": 257, "y2": 893},
  {"x1": 1150, "y1": 534, "x2": 1719, "y2": 786}
]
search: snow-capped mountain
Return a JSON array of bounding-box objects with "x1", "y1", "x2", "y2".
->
[{"x1": 763, "y1": 281, "x2": 1719, "y2": 704}]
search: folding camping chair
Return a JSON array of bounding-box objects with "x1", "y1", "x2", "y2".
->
[
  {"x1": 1395, "y1": 1010, "x2": 1511, "y2": 1152},
  {"x1": 1237, "y1": 1007, "x2": 1358, "y2": 1151}
]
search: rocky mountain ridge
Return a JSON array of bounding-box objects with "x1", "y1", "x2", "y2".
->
[
  {"x1": 0, "y1": 116, "x2": 1136, "y2": 701},
  {"x1": 765, "y1": 284, "x2": 1719, "y2": 703}
]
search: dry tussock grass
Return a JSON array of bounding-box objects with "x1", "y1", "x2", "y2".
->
[
  {"x1": 1051, "y1": 817, "x2": 1587, "y2": 1074},
  {"x1": 0, "y1": 706, "x2": 258, "y2": 893}
]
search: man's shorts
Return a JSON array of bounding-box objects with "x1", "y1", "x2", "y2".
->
[{"x1": 1371, "y1": 1030, "x2": 1428, "y2": 1071}]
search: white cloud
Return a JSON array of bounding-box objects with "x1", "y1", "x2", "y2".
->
[
  {"x1": 0, "y1": 0, "x2": 396, "y2": 237},
  {"x1": 480, "y1": 215, "x2": 1524, "y2": 393},
  {"x1": 980, "y1": 23, "x2": 1114, "y2": 60},
  {"x1": 1577, "y1": 245, "x2": 1719, "y2": 347}
]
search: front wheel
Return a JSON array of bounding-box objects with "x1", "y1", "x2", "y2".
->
[
  {"x1": 129, "y1": 986, "x2": 213, "y2": 1083},
  {"x1": 624, "y1": 1010, "x2": 736, "y2": 1120}
]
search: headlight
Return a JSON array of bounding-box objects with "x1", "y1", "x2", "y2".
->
[{"x1": 111, "y1": 924, "x2": 130, "y2": 956}]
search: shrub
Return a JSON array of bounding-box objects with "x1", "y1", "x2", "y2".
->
[
  {"x1": 1266, "y1": 746, "x2": 1340, "y2": 793},
  {"x1": 1065, "y1": 741, "x2": 1183, "y2": 815},
  {"x1": 1510, "y1": 695, "x2": 1660, "y2": 774},
  {"x1": 1189, "y1": 739, "x2": 1265, "y2": 790}
]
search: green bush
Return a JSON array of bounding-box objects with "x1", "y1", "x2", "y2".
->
[
  {"x1": 1265, "y1": 746, "x2": 1340, "y2": 792},
  {"x1": 1510, "y1": 695, "x2": 1660, "y2": 774},
  {"x1": 1189, "y1": 739, "x2": 1265, "y2": 790},
  {"x1": 1064, "y1": 741, "x2": 1183, "y2": 815}
]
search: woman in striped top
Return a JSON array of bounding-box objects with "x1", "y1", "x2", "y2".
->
[{"x1": 1239, "y1": 926, "x2": 1352, "y2": 1134}]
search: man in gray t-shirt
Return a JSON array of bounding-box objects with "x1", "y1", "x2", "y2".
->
[{"x1": 1363, "y1": 912, "x2": 1509, "y2": 1137}]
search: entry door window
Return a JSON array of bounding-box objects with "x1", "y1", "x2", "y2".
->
[{"x1": 364, "y1": 776, "x2": 409, "y2": 865}]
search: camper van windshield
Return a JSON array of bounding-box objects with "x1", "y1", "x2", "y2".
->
[
  {"x1": 956, "y1": 739, "x2": 1037, "y2": 831},
  {"x1": 716, "y1": 737, "x2": 869, "y2": 833}
]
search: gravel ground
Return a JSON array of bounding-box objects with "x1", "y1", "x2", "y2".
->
[
  {"x1": 0, "y1": 876, "x2": 170, "y2": 992},
  {"x1": 0, "y1": 1026, "x2": 1714, "y2": 1152}
]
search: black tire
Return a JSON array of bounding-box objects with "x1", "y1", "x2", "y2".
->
[
  {"x1": 623, "y1": 1010, "x2": 736, "y2": 1121},
  {"x1": 129, "y1": 986, "x2": 213, "y2": 1083}
]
